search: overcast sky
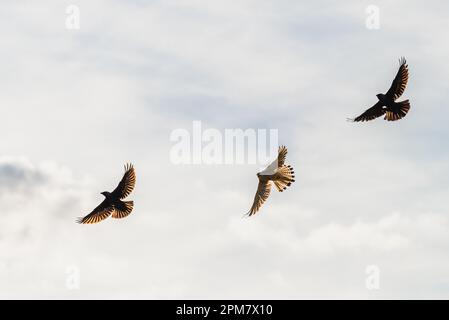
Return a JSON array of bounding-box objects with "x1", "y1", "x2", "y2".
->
[{"x1": 1, "y1": 0, "x2": 449, "y2": 299}]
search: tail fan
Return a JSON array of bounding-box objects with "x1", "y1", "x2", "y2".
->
[
  {"x1": 385, "y1": 100, "x2": 410, "y2": 121},
  {"x1": 274, "y1": 165, "x2": 295, "y2": 192},
  {"x1": 112, "y1": 201, "x2": 134, "y2": 219}
]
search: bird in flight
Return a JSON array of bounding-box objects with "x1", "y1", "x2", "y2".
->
[
  {"x1": 349, "y1": 57, "x2": 410, "y2": 122},
  {"x1": 77, "y1": 163, "x2": 136, "y2": 224},
  {"x1": 246, "y1": 146, "x2": 295, "y2": 216}
]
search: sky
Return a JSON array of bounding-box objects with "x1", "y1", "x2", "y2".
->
[{"x1": 1, "y1": 0, "x2": 449, "y2": 299}]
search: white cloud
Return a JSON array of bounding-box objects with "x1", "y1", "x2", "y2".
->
[{"x1": 1, "y1": 0, "x2": 449, "y2": 299}]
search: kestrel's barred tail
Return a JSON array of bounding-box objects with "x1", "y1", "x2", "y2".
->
[
  {"x1": 112, "y1": 200, "x2": 134, "y2": 219},
  {"x1": 273, "y1": 165, "x2": 295, "y2": 192},
  {"x1": 385, "y1": 100, "x2": 410, "y2": 121}
]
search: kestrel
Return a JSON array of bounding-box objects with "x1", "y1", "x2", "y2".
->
[
  {"x1": 246, "y1": 146, "x2": 295, "y2": 216},
  {"x1": 349, "y1": 57, "x2": 410, "y2": 122},
  {"x1": 77, "y1": 163, "x2": 136, "y2": 224}
]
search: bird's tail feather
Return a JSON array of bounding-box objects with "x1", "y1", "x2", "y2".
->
[
  {"x1": 112, "y1": 200, "x2": 134, "y2": 219},
  {"x1": 274, "y1": 165, "x2": 295, "y2": 192},
  {"x1": 385, "y1": 100, "x2": 410, "y2": 121}
]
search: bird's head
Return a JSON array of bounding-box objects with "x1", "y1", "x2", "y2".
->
[
  {"x1": 101, "y1": 191, "x2": 111, "y2": 197},
  {"x1": 376, "y1": 93, "x2": 385, "y2": 100}
]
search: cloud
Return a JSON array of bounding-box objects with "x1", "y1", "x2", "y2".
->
[
  {"x1": 0, "y1": 157, "x2": 90, "y2": 242},
  {"x1": 1, "y1": 0, "x2": 449, "y2": 299}
]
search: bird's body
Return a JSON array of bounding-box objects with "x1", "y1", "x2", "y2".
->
[
  {"x1": 376, "y1": 93, "x2": 389, "y2": 104},
  {"x1": 350, "y1": 57, "x2": 410, "y2": 122},
  {"x1": 247, "y1": 146, "x2": 295, "y2": 216},
  {"x1": 77, "y1": 164, "x2": 136, "y2": 224},
  {"x1": 100, "y1": 191, "x2": 134, "y2": 218}
]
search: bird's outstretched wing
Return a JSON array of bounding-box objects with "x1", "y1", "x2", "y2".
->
[
  {"x1": 385, "y1": 57, "x2": 409, "y2": 100},
  {"x1": 349, "y1": 101, "x2": 385, "y2": 122},
  {"x1": 276, "y1": 145, "x2": 288, "y2": 168},
  {"x1": 260, "y1": 146, "x2": 289, "y2": 176},
  {"x1": 247, "y1": 181, "x2": 271, "y2": 216},
  {"x1": 77, "y1": 200, "x2": 113, "y2": 224},
  {"x1": 111, "y1": 163, "x2": 136, "y2": 199}
]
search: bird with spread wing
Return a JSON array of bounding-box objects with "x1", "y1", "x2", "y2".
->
[
  {"x1": 349, "y1": 57, "x2": 410, "y2": 122},
  {"x1": 77, "y1": 163, "x2": 136, "y2": 224},
  {"x1": 246, "y1": 146, "x2": 295, "y2": 216}
]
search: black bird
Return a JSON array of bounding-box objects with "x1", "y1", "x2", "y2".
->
[
  {"x1": 77, "y1": 163, "x2": 136, "y2": 224},
  {"x1": 349, "y1": 57, "x2": 410, "y2": 122}
]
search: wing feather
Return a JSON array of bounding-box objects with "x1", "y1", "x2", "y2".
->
[
  {"x1": 111, "y1": 163, "x2": 136, "y2": 199},
  {"x1": 77, "y1": 200, "x2": 113, "y2": 224},
  {"x1": 386, "y1": 57, "x2": 409, "y2": 100},
  {"x1": 276, "y1": 145, "x2": 288, "y2": 168},
  {"x1": 247, "y1": 181, "x2": 272, "y2": 216},
  {"x1": 261, "y1": 146, "x2": 289, "y2": 175},
  {"x1": 350, "y1": 102, "x2": 385, "y2": 122}
]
